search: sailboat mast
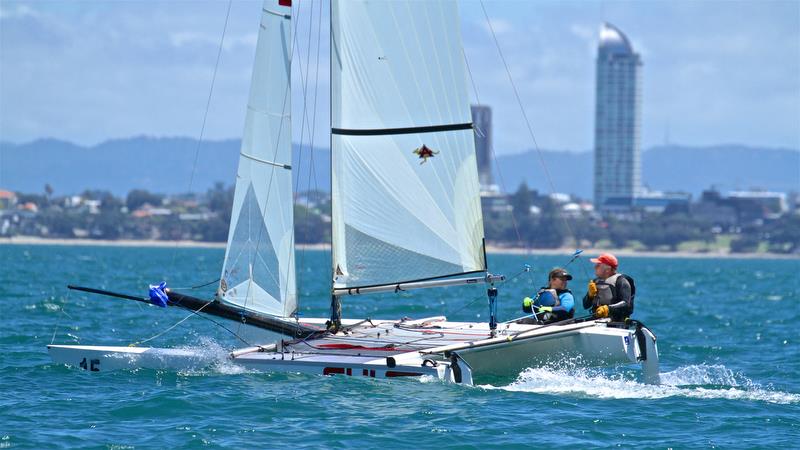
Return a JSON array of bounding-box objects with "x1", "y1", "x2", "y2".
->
[{"x1": 327, "y1": 0, "x2": 342, "y2": 332}]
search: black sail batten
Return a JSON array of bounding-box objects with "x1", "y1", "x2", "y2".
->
[
  {"x1": 481, "y1": 238, "x2": 488, "y2": 272},
  {"x1": 333, "y1": 269, "x2": 487, "y2": 293},
  {"x1": 331, "y1": 122, "x2": 473, "y2": 136}
]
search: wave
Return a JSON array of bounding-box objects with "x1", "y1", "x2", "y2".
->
[{"x1": 482, "y1": 364, "x2": 800, "y2": 405}]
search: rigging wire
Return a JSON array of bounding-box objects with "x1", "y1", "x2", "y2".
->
[
  {"x1": 446, "y1": 266, "x2": 532, "y2": 318},
  {"x1": 123, "y1": 0, "x2": 237, "y2": 347},
  {"x1": 478, "y1": 0, "x2": 579, "y2": 246},
  {"x1": 146, "y1": 0, "x2": 298, "y2": 344},
  {"x1": 294, "y1": 0, "x2": 325, "y2": 290},
  {"x1": 167, "y1": 0, "x2": 234, "y2": 279},
  {"x1": 463, "y1": 49, "x2": 524, "y2": 250},
  {"x1": 50, "y1": 290, "x2": 75, "y2": 345}
]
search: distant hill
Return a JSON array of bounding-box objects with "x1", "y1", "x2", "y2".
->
[
  {"x1": 493, "y1": 144, "x2": 800, "y2": 198},
  {"x1": 0, "y1": 137, "x2": 330, "y2": 196},
  {"x1": 0, "y1": 137, "x2": 797, "y2": 198}
]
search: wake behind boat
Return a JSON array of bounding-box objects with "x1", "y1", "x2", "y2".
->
[{"x1": 48, "y1": 0, "x2": 659, "y2": 385}]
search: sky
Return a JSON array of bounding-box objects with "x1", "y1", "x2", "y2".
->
[{"x1": 1, "y1": 0, "x2": 798, "y2": 154}]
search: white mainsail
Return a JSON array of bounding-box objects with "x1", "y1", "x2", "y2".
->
[
  {"x1": 218, "y1": 0, "x2": 296, "y2": 317},
  {"x1": 331, "y1": 0, "x2": 486, "y2": 289}
]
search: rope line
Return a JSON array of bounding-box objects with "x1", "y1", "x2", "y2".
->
[
  {"x1": 169, "y1": 278, "x2": 222, "y2": 291},
  {"x1": 130, "y1": 299, "x2": 252, "y2": 347}
]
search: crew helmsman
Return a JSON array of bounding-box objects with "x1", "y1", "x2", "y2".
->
[
  {"x1": 522, "y1": 268, "x2": 575, "y2": 324},
  {"x1": 583, "y1": 253, "x2": 633, "y2": 322}
]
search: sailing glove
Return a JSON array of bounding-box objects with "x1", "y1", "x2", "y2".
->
[
  {"x1": 537, "y1": 306, "x2": 553, "y2": 313},
  {"x1": 587, "y1": 281, "x2": 598, "y2": 299},
  {"x1": 523, "y1": 297, "x2": 533, "y2": 313},
  {"x1": 595, "y1": 305, "x2": 609, "y2": 318}
]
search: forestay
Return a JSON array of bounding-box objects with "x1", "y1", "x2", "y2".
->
[
  {"x1": 330, "y1": 0, "x2": 486, "y2": 290},
  {"x1": 218, "y1": 0, "x2": 296, "y2": 317}
]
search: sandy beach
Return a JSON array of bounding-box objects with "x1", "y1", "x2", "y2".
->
[{"x1": 1, "y1": 236, "x2": 796, "y2": 260}]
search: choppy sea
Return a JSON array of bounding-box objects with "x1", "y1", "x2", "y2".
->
[{"x1": 2, "y1": 244, "x2": 798, "y2": 448}]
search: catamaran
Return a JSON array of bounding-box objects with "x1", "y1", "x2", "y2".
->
[{"x1": 48, "y1": 0, "x2": 659, "y2": 385}]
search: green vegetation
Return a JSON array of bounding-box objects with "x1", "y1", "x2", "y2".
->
[{"x1": 1, "y1": 183, "x2": 797, "y2": 254}]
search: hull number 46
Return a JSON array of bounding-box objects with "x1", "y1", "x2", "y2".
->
[{"x1": 79, "y1": 357, "x2": 100, "y2": 371}]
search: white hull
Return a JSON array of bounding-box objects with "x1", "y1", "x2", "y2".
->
[
  {"x1": 46, "y1": 345, "x2": 221, "y2": 372},
  {"x1": 455, "y1": 322, "x2": 659, "y2": 384},
  {"x1": 48, "y1": 317, "x2": 659, "y2": 385}
]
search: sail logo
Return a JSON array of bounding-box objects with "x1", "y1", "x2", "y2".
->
[{"x1": 413, "y1": 145, "x2": 439, "y2": 164}]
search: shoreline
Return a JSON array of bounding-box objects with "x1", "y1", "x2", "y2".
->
[
  {"x1": 484, "y1": 245, "x2": 799, "y2": 260},
  {"x1": 1, "y1": 236, "x2": 797, "y2": 260}
]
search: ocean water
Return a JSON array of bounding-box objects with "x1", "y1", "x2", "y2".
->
[{"x1": 2, "y1": 244, "x2": 798, "y2": 448}]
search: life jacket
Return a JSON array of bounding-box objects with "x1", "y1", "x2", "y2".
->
[
  {"x1": 523, "y1": 287, "x2": 573, "y2": 312},
  {"x1": 537, "y1": 287, "x2": 568, "y2": 306},
  {"x1": 553, "y1": 288, "x2": 576, "y2": 319},
  {"x1": 593, "y1": 273, "x2": 635, "y2": 317},
  {"x1": 526, "y1": 287, "x2": 575, "y2": 321}
]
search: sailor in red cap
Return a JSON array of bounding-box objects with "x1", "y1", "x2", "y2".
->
[{"x1": 583, "y1": 253, "x2": 635, "y2": 322}]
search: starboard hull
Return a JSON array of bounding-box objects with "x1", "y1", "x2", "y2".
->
[{"x1": 456, "y1": 323, "x2": 659, "y2": 384}]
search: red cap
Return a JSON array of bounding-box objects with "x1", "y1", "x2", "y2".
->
[{"x1": 590, "y1": 253, "x2": 618, "y2": 269}]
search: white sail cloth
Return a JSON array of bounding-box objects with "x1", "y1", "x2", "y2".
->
[
  {"x1": 219, "y1": 0, "x2": 296, "y2": 317},
  {"x1": 331, "y1": 0, "x2": 486, "y2": 289}
]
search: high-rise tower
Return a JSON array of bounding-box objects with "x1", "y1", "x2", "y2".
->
[
  {"x1": 471, "y1": 105, "x2": 493, "y2": 191},
  {"x1": 594, "y1": 23, "x2": 642, "y2": 210}
]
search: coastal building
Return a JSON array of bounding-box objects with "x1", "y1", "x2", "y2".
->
[
  {"x1": 728, "y1": 190, "x2": 788, "y2": 220},
  {"x1": 696, "y1": 189, "x2": 788, "y2": 226},
  {"x1": 593, "y1": 22, "x2": 642, "y2": 211},
  {"x1": 0, "y1": 190, "x2": 18, "y2": 210},
  {"x1": 633, "y1": 191, "x2": 691, "y2": 214},
  {"x1": 471, "y1": 105, "x2": 494, "y2": 192},
  {"x1": 480, "y1": 190, "x2": 512, "y2": 220}
]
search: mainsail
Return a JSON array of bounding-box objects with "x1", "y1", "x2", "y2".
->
[
  {"x1": 218, "y1": 0, "x2": 296, "y2": 317},
  {"x1": 331, "y1": 0, "x2": 486, "y2": 290}
]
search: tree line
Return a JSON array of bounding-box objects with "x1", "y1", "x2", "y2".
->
[{"x1": 3, "y1": 183, "x2": 797, "y2": 254}]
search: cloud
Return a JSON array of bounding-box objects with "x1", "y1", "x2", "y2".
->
[
  {"x1": 677, "y1": 61, "x2": 718, "y2": 80},
  {"x1": 169, "y1": 31, "x2": 257, "y2": 52},
  {"x1": 0, "y1": 3, "x2": 40, "y2": 20},
  {"x1": 0, "y1": 1, "x2": 797, "y2": 153},
  {"x1": 569, "y1": 23, "x2": 594, "y2": 41},
  {"x1": 482, "y1": 18, "x2": 514, "y2": 35}
]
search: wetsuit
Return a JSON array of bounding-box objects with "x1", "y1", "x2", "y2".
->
[{"x1": 583, "y1": 273, "x2": 632, "y2": 322}]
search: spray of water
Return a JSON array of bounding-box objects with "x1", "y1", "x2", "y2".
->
[
  {"x1": 175, "y1": 337, "x2": 255, "y2": 376},
  {"x1": 480, "y1": 364, "x2": 799, "y2": 405}
]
